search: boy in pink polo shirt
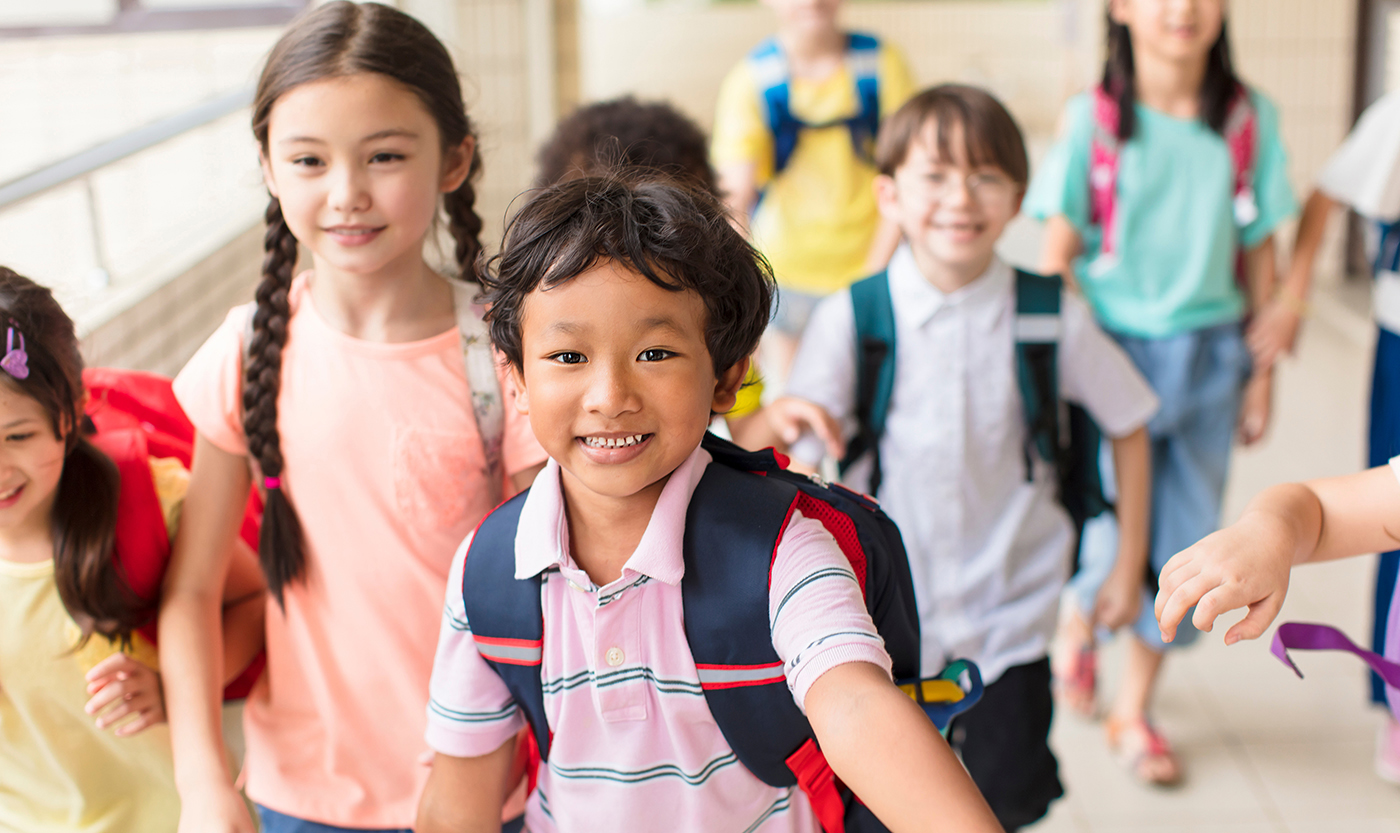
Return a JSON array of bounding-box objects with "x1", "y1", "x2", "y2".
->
[{"x1": 415, "y1": 176, "x2": 1002, "y2": 833}]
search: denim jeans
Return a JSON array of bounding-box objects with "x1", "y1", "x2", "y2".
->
[
  {"x1": 1065, "y1": 321, "x2": 1251, "y2": 651},
  {"x1": 254, "y1": 805, "x2": 411, "y2": 833}
]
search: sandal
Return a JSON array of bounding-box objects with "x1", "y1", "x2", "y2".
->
[
  {"x1": 1105, "y1": 716, "x2": 1182, "y2": 787},
  {"x1": 1051, "y1": 609, "x2": 1097, "y2": 717}
]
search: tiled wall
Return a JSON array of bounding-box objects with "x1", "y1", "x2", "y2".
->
[{"x1": 80, "y1": 226, "x2": 260, "y2": 374}]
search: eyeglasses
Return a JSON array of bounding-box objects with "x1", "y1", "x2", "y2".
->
[{"x1": 914, "y1": 169, "x2": 1017, "y2": 202}]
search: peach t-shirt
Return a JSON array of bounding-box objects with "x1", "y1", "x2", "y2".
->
[{"x1": 173, "y1": 274, "x2": 546, "y2": 827}]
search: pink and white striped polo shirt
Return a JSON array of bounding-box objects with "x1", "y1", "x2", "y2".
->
[{"x1": 425, "y1": 445, "x2": 893, "y2": 832}]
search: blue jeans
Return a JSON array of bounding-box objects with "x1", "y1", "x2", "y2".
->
[
  {"x1": 254, "y1": 805, "x2": 411, "y2": 833},
  {"x1": 1066, "y1": 322, "x2": 1251, "y2": 651}
]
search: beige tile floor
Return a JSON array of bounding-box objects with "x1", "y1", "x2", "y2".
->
[{"x1": 1024, "y1": 275, "x2": 1400, "y2": 831}]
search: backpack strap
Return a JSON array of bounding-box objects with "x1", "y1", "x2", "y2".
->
[
  {"x1": 748, "y1": 33, "x2": 883, "y2": 194},
  {"x1": 1013, "y1": 269, "x2": 1064, "y2": 480},
  {"x1": 447, "y1": 276, "x2": 507, "y2": 506},
  {"x1": 840, "y1": 271, "x2": 896, "y2": 496},
  {"x1": 459, "y1": 492, "x2": 551, "y2": 762}
]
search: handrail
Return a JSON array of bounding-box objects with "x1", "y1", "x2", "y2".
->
[{"x1": 0, "y1": 85, "x2": 254, "y2": 211}]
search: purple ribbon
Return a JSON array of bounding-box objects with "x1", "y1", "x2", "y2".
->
[
  {"x1": 0, "y1": 327, "x2": 28, "y2": 380},
  {"x1": 1272, "y1": 622, "x2": 1400, "y2": 715}
]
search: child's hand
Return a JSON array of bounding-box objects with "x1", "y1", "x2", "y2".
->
[
  {"x1": 1154, "y1": 512, "x2": 1294, "y2": 645},
  {"x1": 1237, "y1": 369, "x2": 1273, "y2": 446},
  {"x1": 764, "y1": 396, "x2": 845, "y2": 461},
  {"x1": 1246, "y1": 300, "x2": 1302, "y2": 371},
  {"x1": 1093, "y1": 563, "x2": 1143, "y2": 631},
  {"x1": 84, "y1": 653, "x2": 165, "y2": 736}
]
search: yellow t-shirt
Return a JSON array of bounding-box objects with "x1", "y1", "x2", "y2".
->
[
  {"x1": 712, "y1": 39, "x2": 915, "y2": 296},
  {"x1": 0, "y1": 511, "x2": 181, "y2": 831}
]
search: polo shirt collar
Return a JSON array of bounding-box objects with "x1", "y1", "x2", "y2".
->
[
  {"x1": 886, "y1": 244, "x2": 1013, "y2": 330},
  {"x1": 512, "y1": 444, "x2": 713, "y2": 586}
]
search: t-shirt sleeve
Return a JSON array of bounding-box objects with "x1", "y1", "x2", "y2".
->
[
  {"x1": 1058, "y1": 291, "x2": 1160, "y2": 438},
  {"x1": 1023, "y1": 94, "x2": 1095, "y2": 237},
  {"x1": 783, "y1": 290, "x2": 858, "y2": 466},
  {"x1": 711, "y1": 61, "x2": 775, "y2": 187},
  {"x1": 172, "y1": 305, "x2": 251, "y2": 456},
  {"x1": 496, "y1": 359, "x2": 548, "y2": 478},
  {"x1": 769, "y1": 512, "x2": 891, "y2": 712},
  {"x1": 1241, "y1": 91, "x2": 1298, "y2": 248},
  {"x1": 878, "y1": 43, "x2": 917, "y2": 116},
  {"x1": 1317, "y1": 90, "x2": 1400, "y2": 222},
  {"x1": 425, "y1": 532, "x2": 527, "y2": 758}
]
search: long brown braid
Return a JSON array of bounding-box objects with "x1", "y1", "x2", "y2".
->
[{"x1": 247, "y1": 1, "x2": 481, "y2": 601}]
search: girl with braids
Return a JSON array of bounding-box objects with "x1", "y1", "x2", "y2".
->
[
  {"x1": 161, "y1": 4, "x2": 546, "y2": 832},
  {"x1": 1024, "y1": 0, "x2": 1296, "y2": 785},
  {"x1": 0, "y1": 267, "x2": 265, "y2": 832}
]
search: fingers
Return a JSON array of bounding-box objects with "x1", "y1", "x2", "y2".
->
[
  {"x1": 85, "y1": 651, "x2": 139, "y2": 684},
  {"x1": 1156, "y1": 572, "x2": 1215, "y2": 643},
  {"x1": 114, "y1": 709, "x2": 164, "y2": 736},
  {"x1": 85, "y1": 661, "x2": 165, "y2": 732},
  {"x1": 1223, "y1": 593, "x2": 1286, "y2": 645}
]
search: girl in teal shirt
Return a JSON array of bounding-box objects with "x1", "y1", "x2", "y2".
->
[{"x1": 1025, "y1": 0, "x2": 1295, "y2": 787}]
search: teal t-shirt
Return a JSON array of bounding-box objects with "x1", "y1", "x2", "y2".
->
[{"x1": 1024, "y1": 90, "x2": 1297, "y2": 338}]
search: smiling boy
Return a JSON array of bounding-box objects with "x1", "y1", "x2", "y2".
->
[
  {"x1": 778, "y1": 86, "x2": 1158, "y2": 830},
  {"x1": 414, "y1": 176, "x2": 1002, "y2": 833}
]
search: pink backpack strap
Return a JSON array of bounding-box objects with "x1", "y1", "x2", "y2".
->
[
  {"x1": 1223, "y1": 85, "x2": 1259, "y2": 228},
  {"x1": 1088, "y1": 86, "x2": 1122, "y2": 258}
]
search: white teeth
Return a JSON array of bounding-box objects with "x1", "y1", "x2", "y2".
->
[
  {"x1": 584, "y1": 434, "x2": 646, "y2": 449},
  {"x1": 0, "y1": 485, "x2": 19, "y2": 500}
]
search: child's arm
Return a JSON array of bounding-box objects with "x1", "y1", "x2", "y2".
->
[
  {"x1": 159, "y1": 435, "x2": 258, "y2": 833},
  {"x1": 1093, "y1": 426, "x2": 1151, "y2": 629},
  {"x1": 1238, "y1": 235, "x2": 1279, "y2": 445},
  {"x1": 765, "y1": 396, "x2": 846, "y2": 462},
  {"x1": 806, "y1": 662, "x2": 1003, "y2": 832},
  {"x1": 1156, "y1": 465, "x2": 1400, "y2": 644},
  {"x1": 1248, "y1": 189, "x2": 1334, "y2": 369},
  {"x1": 416, "y1": 742, "x2": 516, "y2": 833},
  {"x1": 1038, "y1": 214, "x2": 1083, "y2": 292},
  {"x1": 717, "y1": 162, "x2": 759, "y2": 235}
]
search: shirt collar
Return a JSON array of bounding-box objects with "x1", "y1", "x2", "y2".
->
[
  {"x1": 886, "y1": 244, "x2": 1013, "y2": 330},
  {"x1": 512, "y1": 444, "x2": 713, "y2": 586}
]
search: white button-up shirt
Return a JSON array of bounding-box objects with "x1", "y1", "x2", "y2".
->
[{"x1": 787, "y1": 247, "x2": 1159, "y2": 683}]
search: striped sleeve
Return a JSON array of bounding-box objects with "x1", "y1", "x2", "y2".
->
[
  {"x1": 768, "y1": 511, "x2": 891, "y2": 712},
  {"x1": 425, "y1": 532, "x2": 527, "y2": 758}
]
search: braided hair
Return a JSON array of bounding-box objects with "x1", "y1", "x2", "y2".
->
[{"x1": 249, "y1": 1, "x2": 485, "y2": 601}]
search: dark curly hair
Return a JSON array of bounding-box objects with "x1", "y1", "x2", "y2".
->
[
  {"x1": 534, "y1": 97, "x2": 719, "y2": 196},
  {"x1": 484, "y1": 175, "x2": 772, "y2": 377},
  {"x1": 247, "y1": 1, "x2": 484, "y2": 603}
]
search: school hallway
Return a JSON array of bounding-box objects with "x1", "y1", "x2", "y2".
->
[{"x1": 996, "y1": 217, "x2": 1400, "y2": 832}]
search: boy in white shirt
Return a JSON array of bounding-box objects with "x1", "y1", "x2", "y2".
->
[
  {"x1": 1255, "y1": 89, "x2": 1400, "y2": 781},
  {"x1": 777, "y1": 85, "x2": 1158, "y2": 830}
]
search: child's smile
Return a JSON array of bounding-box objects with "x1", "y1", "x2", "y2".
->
[{"x1": 511, "y1": 258, "x2": 743, "y2": 515}]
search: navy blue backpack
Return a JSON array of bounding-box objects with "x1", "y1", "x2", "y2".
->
[{"x1": 461, "y1": 432, "x2": 982, "y2": 833}]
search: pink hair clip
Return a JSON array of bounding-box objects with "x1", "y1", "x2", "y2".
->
[
  {"x1": 1, "y1": 326, "x2": 29, "y2": 380},
  {"x1": 264, "y1": 476, "x2": 281, "y2": 490}
]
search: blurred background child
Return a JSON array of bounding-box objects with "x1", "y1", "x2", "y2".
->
[
  {"x1": 778, "y1": 86, "x2": 1156, "y2": 830},
  {"x1": 1026, "y1": 0, "x2": 1297, "y2": 785},
  {"x1": 711, "y1": 0, "x2": 914, "y2": 379}
]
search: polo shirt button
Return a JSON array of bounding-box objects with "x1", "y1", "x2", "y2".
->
[{"x1": 605, "y1": 647, "x2": 625, "y2": 667}]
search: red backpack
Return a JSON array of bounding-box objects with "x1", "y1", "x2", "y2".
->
[{"x1": 83, "y1": 367, "x2": 265, "y2": 699}]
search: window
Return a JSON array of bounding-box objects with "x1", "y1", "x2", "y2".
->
[{"x1": 0, "y1": 0, "x2": 309, "y2": 37}]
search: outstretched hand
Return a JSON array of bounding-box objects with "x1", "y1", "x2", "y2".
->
[
  {"x1": 1154, "y1": 513, "x2": 1294, "y2": 646},
  {"x1": 764, "y1": 396, "x2": 845, "y2": 461},
  {"x1": 85, "y1": 652, "x2": 166, "y2": 736}
]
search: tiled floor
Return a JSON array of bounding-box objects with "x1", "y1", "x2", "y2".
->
[{"x1": 1024, "y1": 269, "x2": 1400, "y2": 831}]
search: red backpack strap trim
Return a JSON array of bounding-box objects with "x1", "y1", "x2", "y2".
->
[
  {"x1": 786, "y1": 739, "x2": 847, "y2": 833},
  {"x1": 473, "y1": 635, "x2": 544, "y2": 666},
  {"x1": 694, "y1": 661, "x2": 787, "y2": 690}
]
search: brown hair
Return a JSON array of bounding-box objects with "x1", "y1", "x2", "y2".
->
[
  {"x1": 0, "y1": 267, "x2": 132, "y2": 643},
  {"x1": 484, "y1": 175, "x2": 773, "y2": 378},
  {"x1": 875, "y1": 84, "x2": 1029, "y2": 188},
  {"x1": 248, "y1": 1, "x2": 483, "y2": 602},
  {"x1": 534, "y1": 96, "x2": 719, "y2": 196}
]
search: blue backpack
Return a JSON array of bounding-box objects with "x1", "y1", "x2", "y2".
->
[
  {"x1": 461, "y1": 432, "x2": 983, "y2": 833},
  {"x1": 748, "y1": 32, "x2": 882, "y2": 195},
  {"x1": 841, "y1": 268, "x2": 1112, "y2": 549}
]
